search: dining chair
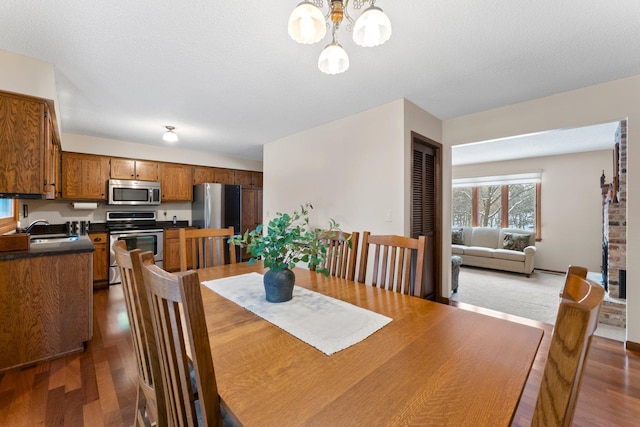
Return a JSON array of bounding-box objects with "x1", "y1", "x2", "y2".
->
[
  {"x1": 140, "y1": 251, "x2": 230, "y2": 426},
  {"x1": 179, "y1": 226, "x2": 236, "y2": 272},
  {"x1": 314, "y1": 231, "x2": 360, "y2": 281},
  {"x1": 358, "y1": 231, "x2": 427, "y2": 297},
  {"x1": 113, "y1": 241, "x2": 167, "y2": 427},
  {"x1": 531, "y1": 272, "x2": 605, "y2": 427}
]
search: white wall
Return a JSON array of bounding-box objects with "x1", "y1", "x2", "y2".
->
[
  {"x1": 443, "y1": 74, "x2": 640, "y2": 344},
  {"x1": 453, "y1": 150, "x2": 612, "y2": 272},
  {"x1": 263, "y1": 99, "x2": 444, "y2": 283}
]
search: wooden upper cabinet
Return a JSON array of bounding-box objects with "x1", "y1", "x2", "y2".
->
[
  {"x1": 235, "y1": 170, "x2": 263, "y2": 189},
  {"x1": 0, "y1": 91, "x2": 46, "y2": 195},
  {"x1": 234, "y1": 170, "x2": 253, "y2": 188},
  {"x1": 61, "y1": 152, "x2": 110, "y2": 200},
  {"x1": 193, "y1": 166, "x2": 215, "y2": 185},
  {"x1": 160, "y1": 163, "x2": 193, "y2": 201},
  {"x1": 110, "y1": 158, "x2": 158, "y2": 181},
  {"x1": 213, "y1": 168, "x2": 235, "y2": 185}
]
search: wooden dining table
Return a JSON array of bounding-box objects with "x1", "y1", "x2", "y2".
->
[{"x1": 196, "y1": 262, "x2": 544, "y2": 426}]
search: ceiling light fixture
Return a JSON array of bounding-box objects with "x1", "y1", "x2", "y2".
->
[
  {"x1": 288, "y1": 0, "x2": 391, "y2": 75},
  {"x1": 162, "y1": 125, "x2": 179, "y2": 143}
]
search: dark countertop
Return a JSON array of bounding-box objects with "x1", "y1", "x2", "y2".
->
[{"x1": 0, "y1": 234, "x2": 95, "y2": 261}]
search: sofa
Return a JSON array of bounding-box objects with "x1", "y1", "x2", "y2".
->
[{"x1": 451, "y1": 227, "x2": 536, "y2": 276}]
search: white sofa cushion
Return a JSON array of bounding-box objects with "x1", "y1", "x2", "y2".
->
[
  {"x1": 452, "y1": 245, "x2": 465, "y2": 255},
  {"x1": 464, "y1": 246, "x2": 495, "y2": 258},
  {"x1": 469, "y1": 227, "x2": 500, "y2": 248}
]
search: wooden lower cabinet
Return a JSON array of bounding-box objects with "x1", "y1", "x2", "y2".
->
[
  {"x1": 89, "y1": 232, "x2": 109, "y2": 288},
  {"x1": 241, "y1": 188, "x2": 263, "y2": 261},
  {"x1": 0, "y1": 252, "x2": 93, "y2": 371},
  {"x1": 163, "y1": 228, "x2": 193, "y2": 272}
]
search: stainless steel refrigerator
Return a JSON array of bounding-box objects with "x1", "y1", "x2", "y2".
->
[{"x1": 192, "y1": 183, "x2": 242, "y2": 260}]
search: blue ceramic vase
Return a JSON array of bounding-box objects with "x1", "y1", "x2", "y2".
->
[{"x1": 263, "y1": 268, "x2": 295, "y2": 303}]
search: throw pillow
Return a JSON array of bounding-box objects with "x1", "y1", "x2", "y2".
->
[
  {"x1": 452, "y1": 228, "x2": 464, "y2": 245},
  {"x1": 503, "y1": 232, "x2": 531, "y2": 252}
]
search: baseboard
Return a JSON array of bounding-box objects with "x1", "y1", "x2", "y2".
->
[
  {"x1": 626, "y1": 340, "x2": 640, "y2": 353},
  {"x1": 533, "y1": 268, "x2": 565, "y2": 275}
]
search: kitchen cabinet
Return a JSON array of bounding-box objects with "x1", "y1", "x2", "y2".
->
[
  {"x1": 235, "y1": 170, "x2": 263, "y2": 189},
  {"x1": 163, "y1": 227, "x2": 193, "y2": 272},
  {"x1": 213, "y1": 168, "x2": 235, "y2": 185},
  {"x1": 110, "y1": 158, "x2": 159, "y2": 181},
  {"x1": 61, "y1": 152, "x2": 110, "y2": 200},
  {"x1": 89, "y1": 232, "x2": 109, "y2": 288},
  {"x1": 0, "y1": 90, "x2": 60, "y2": 197},
  {"x1": 160, "y1": 163, "x2": 193, "y2": 201},
  {"x1": 0, "y1": 251, "x2": 93, "y2": 371},
  {"x1": 193, "y1": 166, "x2": 215, "y2": 185},
  {"x1": 241, "y1": 187, "x2": 263, "y2": 261}
]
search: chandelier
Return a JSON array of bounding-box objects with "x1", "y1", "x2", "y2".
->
[{"x1": 288, "y1": 1, "x2": 392, "y2": 75}]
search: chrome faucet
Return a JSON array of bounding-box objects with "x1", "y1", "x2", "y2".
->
[{"x1": 23, "y1": 219, "x2": 50, "y2": 233}]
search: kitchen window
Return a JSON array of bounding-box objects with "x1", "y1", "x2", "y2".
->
[
  {"x1": 0, "y1": 199, "x2": 18, "y2": 235},
  {"x1": 452, "y1": 172, "x2": 541, "y2": 240}
]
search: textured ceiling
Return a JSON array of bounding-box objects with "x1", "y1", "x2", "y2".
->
[{"x1": 1, "y1": 1, "x2": 639, "y2": 161}]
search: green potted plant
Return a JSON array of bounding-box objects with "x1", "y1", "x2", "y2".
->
[{"x1": 229, "y1": 204, "x2": 343, "y2": 302}]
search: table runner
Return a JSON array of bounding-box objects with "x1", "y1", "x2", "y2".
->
[{"x1": 202, "y1": 272, "x2": 392, "y2": 356}]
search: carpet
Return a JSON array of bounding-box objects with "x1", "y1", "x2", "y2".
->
[
  {"x1": 450, "y1": 267, "x2": 625, "y2": 342},
  {"x1": 451, "y1": 267, "x2": 563, "y2": 324}
]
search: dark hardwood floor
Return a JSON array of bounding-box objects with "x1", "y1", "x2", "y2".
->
[{"x1": 0, "y1": 286, "x2": 639, "y2": 426}]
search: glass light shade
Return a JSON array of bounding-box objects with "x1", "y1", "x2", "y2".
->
[
  {"x1": 318, "y1": 43, "x2": 349, "y2": 75},
  {"x1": 162, "y1": 129, "x2": 179, "y2": 143},
  {"x1": 352, "y1": 6, "x2": 392, "y2": 47},
  {"x1": 288, "y1": 2, "x2": 327, "y2": 44}
]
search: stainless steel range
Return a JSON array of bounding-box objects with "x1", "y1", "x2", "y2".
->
[{"x1": 107, "y1": 211, "x2": 164, "y2": 285}]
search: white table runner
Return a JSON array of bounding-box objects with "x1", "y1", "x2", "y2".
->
[{"x1": 202, "y1": 272, "x2": 392, "y2": 356}]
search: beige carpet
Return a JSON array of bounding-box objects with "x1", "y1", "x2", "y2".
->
[{"x1": 450, "y1": 266, "x2": 625, "y2": 342}]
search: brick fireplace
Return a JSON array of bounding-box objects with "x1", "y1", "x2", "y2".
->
[{"x1": 600, "y1": 120, "x2": 627, "y2": 328}]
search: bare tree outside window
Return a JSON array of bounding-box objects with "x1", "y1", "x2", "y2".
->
[
  {"x1": 478, "y1": 185, "x2": 501, "y2": 227},
  {"x1": 452, "y1": 187, "x2": 472, "y2": 227},
  {"x1": 508, "y1": 184, "x2": 535, "y2": 230}
]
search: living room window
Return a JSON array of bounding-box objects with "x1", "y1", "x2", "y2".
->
[{"x1": 453, "y1": 173, "x2": 541, "y2": 240}]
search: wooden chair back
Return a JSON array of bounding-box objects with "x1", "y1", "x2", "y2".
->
[
  {"x1": 532, "y1": 273, "x2": 605, "y2": 427},
  {"x1": 357, "y1": 231, "x2": 427, "y2": 297},
  {"x1": 314, "y1": 231, "x2": 360, "y2": 281},
  {"x1": 179, "y1": 226, "x2": 236, "y2": 272},
  {"x1": 561, "y1": 265, "x2": 588, "y2": 299},
  {"x1": 113, "y1": 241, "x2": 166, "y2": 426},
  {"x1": 140, "y1": 252, "x2": 223, "y2": 426}
]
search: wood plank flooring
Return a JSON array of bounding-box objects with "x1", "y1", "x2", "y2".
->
[{"x1": 0, "y1": 286, "x2": 639, "y2": 426}]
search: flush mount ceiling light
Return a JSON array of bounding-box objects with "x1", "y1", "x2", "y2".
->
[
  {"x1": 288, "y1": 0, "x2": 391, "y2": 75},
  {"x1": 162, "y1": 125, "x2": 179, "y2": 143}
]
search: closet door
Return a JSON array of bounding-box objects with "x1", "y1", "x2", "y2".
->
[{"x1": 411, "y1": 133, "x2": 442, "y2": 301}]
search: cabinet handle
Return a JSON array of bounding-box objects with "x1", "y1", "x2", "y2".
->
[{"x1": 94, "y1": 237, "x2": 102, "y2": 242}]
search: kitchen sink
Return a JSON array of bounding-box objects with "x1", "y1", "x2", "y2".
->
[{"x1": 29, "y1": 234, "x2": 80, "y2": 244}]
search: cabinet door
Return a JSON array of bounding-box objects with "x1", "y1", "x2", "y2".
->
[
  {"x1": 213, "y1": 168, "x2": 235, "y2": 185},
  {"x1": 163, "y1": 228, "x2": 193, "y2": 272},
  {"x1": 193, "y1": 166, "x2": 215, "y2": 185},
  {"x1": 61, "y1": 153, "x2": 110, "y2": 199},
  {"x1": 241, "y1": 188, "x2": 263, "y2": 261},
  {"x1": 135, "y1": 160, "x2": 159, "y2": 181},
  {"x1": 235, "y1": 170, "x2": 253, "y2": 188},
  {"x1": 252, "y1": 171, "x2": 263, "y2": 188},
  {"x1": 110, "y1": 158, "x2": 136, "y2": 179},
  {"x1": 160, "y1": 163, "x2": 193, "y2": 201},
  {"x1": 90, "y1": 232, "x2": 109, "y2": 286},
  {"x1": 0, "y1": 93, "x2": 45, "y2": 195}
]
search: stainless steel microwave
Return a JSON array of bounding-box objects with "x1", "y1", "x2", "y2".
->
[{"x1": 108, "y1": 179, "x2": 161, "y2": 205}]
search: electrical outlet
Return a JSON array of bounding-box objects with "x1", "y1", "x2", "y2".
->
[{"x1": 385, "y1": 210, "x2": 392, "y2": 222}]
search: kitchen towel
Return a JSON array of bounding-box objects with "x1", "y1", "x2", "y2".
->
[
  {"x1": 202, "y1": 272, "x2": 392, "y2": 356},
  {"x1": 72, "y1": 202, "x2": 98, "y2": 210}
]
